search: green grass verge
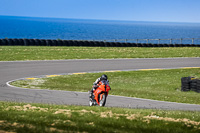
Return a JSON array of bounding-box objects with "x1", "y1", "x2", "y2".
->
[
  {"x1": 1, "y1": 101, "x2": 200, "y2": 133},
  {"x1": 0, "y1": 46, "x2": 200, "y2": 61},
  {"x1": 11, "y1": 68, "x2": 200, "y2": 105}
]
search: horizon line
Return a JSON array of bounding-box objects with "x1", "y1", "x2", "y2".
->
[{"x1": 1, "y1": 15, "x2": 200, "y2": 24}]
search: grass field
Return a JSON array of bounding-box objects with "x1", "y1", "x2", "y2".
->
[
  {"x1": 11, "y1": 68, "x2": 200, "y2": 105},
  {"x1": 1, "y1": 101, "x2": 200, "y2": 133},
  {"x1": 0, "y1": 46, "x2": 200, "y2": 61},
  {"x1": 2, "y1": 46, "x2": 200, "y2": 132}
]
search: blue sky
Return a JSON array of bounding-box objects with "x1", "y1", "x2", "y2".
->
[{"x1": 0, "y1": 0, "x2": 200, "y2": 23}]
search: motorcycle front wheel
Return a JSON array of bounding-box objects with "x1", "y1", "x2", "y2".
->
[{"x1": 99, "y1": 94, "x2": 106, "y2": 107}]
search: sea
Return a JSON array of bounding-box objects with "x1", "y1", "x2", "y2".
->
[{"x1": 1, "y1": 15, "x2": 200, "y2": 44}]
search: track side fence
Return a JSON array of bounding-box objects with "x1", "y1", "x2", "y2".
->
[{"x1": 0, "y1": 38, "x2": 200, "y2": 47}]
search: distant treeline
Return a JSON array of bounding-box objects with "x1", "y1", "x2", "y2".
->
[{"x1": 0, "y1": 38, "x2": 200, "y2": 47}]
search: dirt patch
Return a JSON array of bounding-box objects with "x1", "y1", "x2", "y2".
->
[
  {"x1": 100, "y1": 110, "x2": 113, "y2": 118},
  {"x1": 87, "y1": 122, "x2": 95, "y2": 126},
  {"x1": 0, "y1": 130, "x2": 16, "y2": 133},
  {"x1": 48, "y1": 127, "x2": 67, "y2": 133},
  {"x1": 5, "y1": 104, "x2": 48, "y2": 112},
  {"x1": 0, "y1": 120, "x2": 36, "y2": 133},
  {"x1": 99, "y1": 110, "x2": 140, "y2": 120},
  {"x1": 78, "y1": 109, "x2": 96, "y2": 115},
  {"x1": 143, "y1": 112, "x2": 200, "y2": 129},
  {"x1": 126, "y1": 114, "x2": 139, "y2": 120},
  {"x1": 54, "y1": 109, "x2": 72, "y2": 117},
  {"x1": 5, "y1": 104, "x2": 200, "y2": 130}
]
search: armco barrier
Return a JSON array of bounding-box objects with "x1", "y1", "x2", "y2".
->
[{"x1": 0, "y1": 38, "x2": 200, "y2": 47}]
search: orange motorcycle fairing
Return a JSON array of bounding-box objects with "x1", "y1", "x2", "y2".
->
[{"x1": 93, "y1": 83, "x2": 110, "y2": 106}]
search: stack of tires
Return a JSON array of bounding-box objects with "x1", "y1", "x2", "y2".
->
[
  {"x1": 197, "y1": 80, "x2": 200, "y2": 93},
  {"x1": 181, "y1": 77, "x2": 192, "y2": 92},
  {"x1": 181, "y1": 77, "x2": 200, "y2": 92},
  {"x1": 192, "y1": 79, "x2": 200, "y2": 93},
  {"x1": 190, "y1": 79, "x2": 198, "y2": 92}
]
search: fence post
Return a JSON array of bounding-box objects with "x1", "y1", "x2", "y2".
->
[
  {"x1": 23, "y1": 39, "x2": 27, "y2": 46},
  {"x1": 136, "y1": 39, "x2": 138, "y2": 44}
]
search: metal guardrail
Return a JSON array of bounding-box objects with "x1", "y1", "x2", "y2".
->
[{"x1": 98, "y1": 38, "x2": 200, "y2": 44}]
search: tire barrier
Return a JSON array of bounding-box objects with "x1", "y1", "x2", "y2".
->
[
  {"x1": 23, "y1": 39, "x2": 31, "y2": 46},
  {"x1": 52, "y1": 40, "x2": 58, "y2": 46},
  {"x1": 181, "y1": 77, "x2": 200, "y2": 93},
  {"x1": 40, "y1": 39, "x2": 46, "y2": 46},
  {"x1": 63, "y1": 40, "x2": 69, "y2": 46},
  {"x1": 29, "y1": 39, "x2": 35, "y2": 46},
  {"x1": 72, "y1": 40, "x2": 78, "y2": 46},
  {"x1": 34, "y1": 39, "x2": 41, "y2": 46},
  {"x1": 12, "y1": 39, "x2": 19, "y2": 45},
  {"x1": 181, "y1": 77, "x2": 193, "y2": 92},
  {"x1": 7, "y1": 39, "x2": 14, "y2": 45},
  {"x1": 0, "y1": 38, "x2": 200, "y2": 47},
  {"x1": 57, "y1": 40, "x2": 63, "y2": 46},
  {"x1": 46, "y1": 40, "x2": 52, "y2": 46}
]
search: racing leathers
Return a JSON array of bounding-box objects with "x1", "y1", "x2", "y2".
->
[{"x1": 89, "y1": 77, "x2": 110, "y2": 99}]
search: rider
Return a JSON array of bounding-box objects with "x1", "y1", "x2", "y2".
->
[{"x1": 89, "y1": 74, "x2": 110, "y2": 99}]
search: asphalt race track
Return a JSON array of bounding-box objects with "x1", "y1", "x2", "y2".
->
[{"x1": 1, "y1": 58, "x2": 200, "y2": 111}]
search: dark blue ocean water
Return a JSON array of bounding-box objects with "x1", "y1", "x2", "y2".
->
[{"x1": 1, "y1": 16, "x2": 200, "y2": 44}]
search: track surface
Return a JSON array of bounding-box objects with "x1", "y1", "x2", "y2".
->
[{"x1": 1, "y1": 58, "x2": 200, "y2": 111}]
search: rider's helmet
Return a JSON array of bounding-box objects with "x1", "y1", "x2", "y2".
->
[{"x1": 100, "y1": 74, "x2": 108, "y2": 80}]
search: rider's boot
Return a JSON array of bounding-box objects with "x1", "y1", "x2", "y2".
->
[
  {"x1": 89, "y1": 88, "x2": 96, "y2": 100},
  {"x1": 89, "y1": 89, "x2": 95, "y2": 106},
  {"x1": 89, "y1": 91, "x2": 93, "y2": 99}
]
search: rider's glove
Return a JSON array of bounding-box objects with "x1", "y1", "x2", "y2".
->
[{"x1": 92, "y1": 83, "x2": 98, "y2": 88}]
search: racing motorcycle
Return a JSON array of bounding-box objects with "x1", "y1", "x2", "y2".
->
[{"x1": 89, "y1": 80, "x2": 111, "y2": 107}]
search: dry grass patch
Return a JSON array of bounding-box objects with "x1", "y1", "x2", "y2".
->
[{"x1": 1, "y1": 102, "x2": 200, "y2": 133}]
